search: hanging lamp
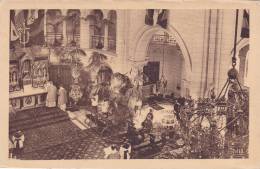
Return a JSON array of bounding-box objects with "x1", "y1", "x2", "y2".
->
[
  {"x1": 215, "y1": 9, "x2": 248, "y2": 139},
  {"x1": 216, "y1": 9, "x2": 245, "y2": 102}
]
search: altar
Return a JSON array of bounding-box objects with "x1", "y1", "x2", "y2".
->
[
  {"x1": 9, "y1": 85, "x2": 47, "y2": 111},
  {"x1": 9, "y1": 46, "x2": 49, "y2": 112}
]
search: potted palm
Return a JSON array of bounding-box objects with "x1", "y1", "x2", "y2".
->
[{"x1": 67, "y1": 48, "x2": 86, "y2": 110}]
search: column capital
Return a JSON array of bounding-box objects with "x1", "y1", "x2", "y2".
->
[
  {"x1": 102, "y1": 10, "x2": 109, "y2": 19},
  {"x1": 61, "y1": 9, "x2": 67, "y2": 16},
  {"x1": 80, "y1": 9, "x2": 89, "y2": 18}
]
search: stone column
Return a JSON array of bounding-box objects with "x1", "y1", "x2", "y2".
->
[
  {"x1": 103, "y1": 10, "x2": 109, "y2": 50},
  {"x1": 80, "y1": 9, "x2": 90, "y2": 49},
  {"x1": 44, "y1": 10, "x2": 47, "y2": 42},
  {"x1": 116, "y1": 10, "x2": 124, "y2": 56},
  {"x1": 61, "y1": 9, "x2": 67, "y2": 46},
  {"x1": 200, "y1": 9, "x2": 223, "y2": 97}
]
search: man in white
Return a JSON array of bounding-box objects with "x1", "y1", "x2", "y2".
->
[
  {"x1": 46, "y1": 81, "x2": 57, "y2": 108},
  {"x1": 58, "y1": 85, "x2": 68, "y2": 111},
  {"x1": 119, "y1": 142, "x2": 131, "y2": 159},
  {"x1": 12, "y1": 130, "x2": 25, "y2": 158}
]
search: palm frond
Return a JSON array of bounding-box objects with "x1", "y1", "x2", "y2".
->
[
  {"x1": 69, "y1": 48, "x2": 86, "y2": 57},
  {"x1": 46, "y1": 22, "x2": 55, "y2": 26},
  {"x1": 82, "y1": 14, "x2": 96, "y2": 21}
]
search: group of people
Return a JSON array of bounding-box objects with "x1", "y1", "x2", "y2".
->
[
  {"x1": 104, "y1": 141, "x2": 132, "y2": 159},
  {"x1": 152, "y1": 78, "x2": 168, "y2": 98},
  {"x1": 45, "y1": 81, "x2": 68, "y2": 111}
]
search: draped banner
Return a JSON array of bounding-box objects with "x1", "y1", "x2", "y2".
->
[
  {"x1": 145, "y1": 9, "x2": 168, "y2": 29},
  {"x1": 10, "y1": 9, "x2": 45, "y2": 48},
  {"x1": 241, "y1": 9, "x2": 249, "y2": 38}
]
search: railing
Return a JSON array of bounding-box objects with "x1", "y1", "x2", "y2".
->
[
  {"x1": 46, "y1": 32, "x2": 63, "y2": 40},
  {"x1": 91, "y1": 35, "x2": 104, "y2": 49},
  {"x1": 91, "y1": 35, "x2": 116, "y2": 52},
  {"x1": 46, "y1": 32, "x2": 63, "y2": 46},
  {"x1": 150, "y1": 34, "x2": 177, "y2": 46},
  {"x1": 46, "y1": 32, "x2": 81, "y2": 46},
  {"x1": 67, "y1": 33, "x2": 80, "y2": 46},
  {"x1": 108, "y1": 37, "x2": 116, "y2": 52}
]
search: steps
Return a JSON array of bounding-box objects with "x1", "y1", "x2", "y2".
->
[{"x1": 9, "y1": 107, "x2": 70, "y2": 134}]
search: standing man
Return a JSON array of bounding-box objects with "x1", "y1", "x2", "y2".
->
[
  {"x1": 46, "y1": 81, "x2": 57, "y2": 108},
  {"x1": 12, "y1": 130, "x2": 25, "y2": 158},
  {"x1": 119, "y1": 141, "x2": 131, "y2": 159},
  {"x1": 91, "y1": 93, "x2": 99, "y2": 114},
  {"x1": 58, "y1": 85, "x2": 68, "y2": 111}
]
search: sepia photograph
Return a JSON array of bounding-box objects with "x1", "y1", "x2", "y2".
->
[{"x1": 7, "y1": 8, "x2": 250, "y2": 160}]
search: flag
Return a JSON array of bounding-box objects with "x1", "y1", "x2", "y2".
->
[
  {"x1": 145, "y1": 9, "x2": 154, "y2": 26},
  {"x1": 10, "y1": 21, "x2": 19, "y2": 41},
  {"x1": 26, "y1": 10, "x2": 45, "y2": 46},
  {"x1": 14, "y1": 10, "x2": 26, "y2": 35},
  {"x1": 241, "y1": 9, "x2": 249, "y2": 38},
  {"x1": 145, "y1": 9, "x2": 168, "y2": 29},
  {"x1": 157, "y1": 9, "x2": 168, "y2": 29},
  {"x1": 10, "y1": 10, "x2": 22, "y2": 49}
]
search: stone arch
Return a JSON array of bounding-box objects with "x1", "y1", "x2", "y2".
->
[
  {"x1": 66, "y1": 9, "x2": 81, "y2": 45},
  {"x1": 132, "y1": 25, "x2": 192, "y2": 96},
  {"x1": 229, "y1": 38, "x2": 249, "y2": 85},
  {"x1": 46, "y1": 10, "x2": 63, "y2": 45},
  {"x1": 230, "y1": 38, "x2": 249, "y2": 57},
  {"x1": 89, "y1": 10, "x2": 105, "y2": 49},
  {"x1": 132, "y1": 25, "x2": 192, "y2": 76}
]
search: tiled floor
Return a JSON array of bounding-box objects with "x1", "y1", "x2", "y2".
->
[
  {"x1": 22, "y1": 121, "x2": 83, "y2": 153},
  {"x1": 10, "y1": 107, "x2": 193, "y2": 159},
  {"x1": 21, "y1": 127, "x2": 109, "y2": 159},
  {"x1": 12, "y1": 106, "x2": 246, "y2": 159}
]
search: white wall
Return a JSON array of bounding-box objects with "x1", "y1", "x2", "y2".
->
[
  {"x1": 147, "y1": 44, "x2": 183, "y2": 95},
  {"x1": 76, "y1": 9, "x2": 246, "y2": 98}
]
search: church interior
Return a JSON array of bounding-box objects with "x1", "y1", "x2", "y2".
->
[{"x1": 9, "y1": 9, "x2": 249, "y2": 159}]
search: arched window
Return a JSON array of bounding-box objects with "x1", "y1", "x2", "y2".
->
[
  {"x1": 46, "y1": 10, "x2": 63, "y2": 46},
  {"x1": 238, "y1": 44, "x2": 249, "y2": 86},
  {"x1": 9, "y1": 64, "x2": 19, "y2": 91},
  {"x1": 108, "y1": 10, "x2": 117, "y2": 52},
  {"x1": 67, "y1": 10, "x2": 81, "y2": 46},
  {"x1": 244, "y1": 51, "x2": 249, "y2": 87},
  {"x1": 89, "y1": 10, "x2": 105, "y2": 49},
  {"x1": 12, "y1": 71, "x2": 17, "y2": 82}
]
